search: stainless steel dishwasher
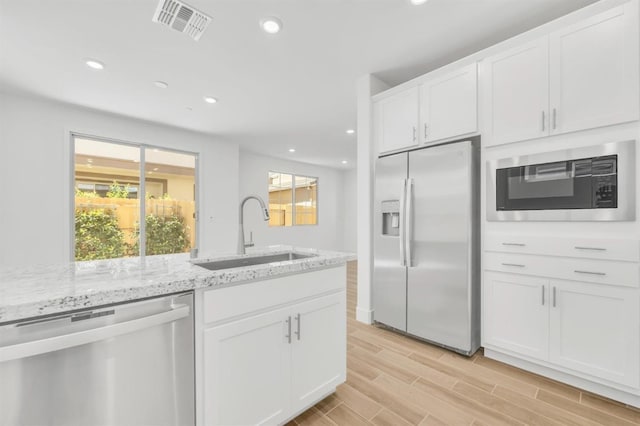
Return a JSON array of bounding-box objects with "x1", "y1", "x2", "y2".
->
[{"x1": 0, "y1": 291, "x2": 195, "y2": 426}]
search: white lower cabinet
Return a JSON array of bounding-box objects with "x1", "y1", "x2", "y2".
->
[
  {"x1": 290, "y1": 294, "x2": 346, "y2": 414},
  {"x1": 484, "y1": 272, "x2": 548, "y2": 360},
  {"x1": 484, "y1": 270, "x2": 640, "y2": 389},
  {"x1": 204, "y1": 307, "x2": 292, "y2": 426},
  {"x1": 203, "y1": 291, "x2": 346, "y2": 426},
  {"x1": 548, "y1": 279, "x2": 639, "y2": 388}
]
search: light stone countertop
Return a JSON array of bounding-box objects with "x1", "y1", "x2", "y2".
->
[{"x1": 0, "y1": 246, "x2": 356, "y2": 325}]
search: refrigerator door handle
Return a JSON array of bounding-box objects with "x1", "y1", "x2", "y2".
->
[
  {"x1": 406, "y1": 178, "x2": 414, "y2": 267},
  {"x1": 399, "y1": 178, "x2": 407, "y2": 266}
]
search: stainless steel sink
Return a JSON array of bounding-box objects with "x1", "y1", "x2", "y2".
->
[{"x1": 194, "y1": 252, "x2": 317, "y2": 271}]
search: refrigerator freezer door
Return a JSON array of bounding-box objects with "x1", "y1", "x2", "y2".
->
[
  {"x1": 373, "y1": 152, "x2": 408, "y2": 331},
  {"x1": 407, "y1": 141, "x2": 474, "y2": 351}
]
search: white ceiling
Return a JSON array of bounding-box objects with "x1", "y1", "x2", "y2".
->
[{"x1": 0, "y1": 0, "x2": 596, "y2": 168}]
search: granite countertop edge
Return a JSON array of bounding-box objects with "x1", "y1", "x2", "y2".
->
[{"x1": 0, "y1": 246, "x2": 356, "y2": 325}]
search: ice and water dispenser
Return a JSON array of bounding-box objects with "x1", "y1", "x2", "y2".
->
[{"x1": 381, "y1": 200, "x2": 400, "y2": 236}]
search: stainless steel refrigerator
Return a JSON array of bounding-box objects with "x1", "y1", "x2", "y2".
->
[{"x1": 373, "y1": 139, "x2": 480, "y2": 356}]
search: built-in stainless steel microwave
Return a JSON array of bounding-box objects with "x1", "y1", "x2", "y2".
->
[{"x1": 487, "y1": 140, "x2": 636, "y2": 221}]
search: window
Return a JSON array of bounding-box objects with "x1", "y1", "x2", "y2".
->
[
  {"x1": 73, "y1": 135, "x2": 197, "y2": 261},
  {"x1": 268, "y1": 171, "x2": 317, "y2": 226}
]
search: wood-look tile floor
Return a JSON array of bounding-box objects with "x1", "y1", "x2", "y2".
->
[{"x1": 288, "y1": 261, "x2": 640, "y2": 426}]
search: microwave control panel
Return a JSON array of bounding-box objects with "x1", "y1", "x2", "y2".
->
[{"x1": 593, "y1": 174, "x2": 617, "y2": 208}]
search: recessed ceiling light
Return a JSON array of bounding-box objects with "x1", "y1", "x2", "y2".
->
[
  {"x1": 346, "y1": 129, "x2": 355, "y2": 135},
  {"x1": 341, "y1": 160, "x2": 348, "y2": 164},
  {"x1": 260, "y1": 17, "x2": 283, "y2": 34},
  {"x1": 153, "y1": 167, "x2": 159, "y2": 171},
  {"x1": 87, "y1": 158, "x2": 93, "y2": 163},
  {"x1": 409, "y1": 0, "x2": 428, "y2": 4},
  {"x1": 154, "y1": 81, "x2": 169, "y2": 89},
  {"x1": 288, "y1": 148, "x2": 296, "y2": 153},
  {"x1": 85, "y1": 59, "x2": 105, "y2": 70},
  {"x1": 204, "y1": 96, "x2": 217, "y2": 104}
]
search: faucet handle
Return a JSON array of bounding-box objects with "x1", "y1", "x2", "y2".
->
[{"x1": 244, "y1": 231, "x2": 255, "y2": 248}]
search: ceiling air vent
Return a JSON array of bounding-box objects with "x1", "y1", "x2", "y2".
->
[{"x1": 152, "y1": 0, "x2": 211, "y2": 41}]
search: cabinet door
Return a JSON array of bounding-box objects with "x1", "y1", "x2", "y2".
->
[
  {"x1": 483, "y1": 272, "x2": 549, "y2": 360},
  {"x1": 203, "y1": 308, "x2": 291, "y2": 426},
  {"x1": 420, "y1": 63, "x2": 477, "y2": 144},
  {"x1": 548, "y1": 280, "x2": 639, "y2": 388},
  {"x1": 549, "y1": 2, "x2": 639, "y2": 135},
  {"x1": 290, "y1": 292, "x2": 346, "y2": 414},
  {"x1": 374, "y1": 87, "x2": 419, "y2": 154},
  {"x1": 484, "y1": 38, "x2": 549, "y2": 146}
]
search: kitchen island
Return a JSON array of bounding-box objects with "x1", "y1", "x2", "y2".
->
[{"x1": 0, "y1": 246, "x2": 354, "y2": 426}]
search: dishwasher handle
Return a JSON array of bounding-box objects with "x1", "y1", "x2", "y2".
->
[{"x1": 0, "y1": 304, "x2": 190, "y2": 363}]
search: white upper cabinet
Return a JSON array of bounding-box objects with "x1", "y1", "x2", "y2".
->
[
  {"x1": 420, "y1": 63, "x2": 478, "y2": 144},
  {"x1": 549, "y1": 2, "x2": 640, "y2": 135},
  {"x1": 375, "y1": 64, "x2": 479, "y2": 155},
  {"x1": 483, "y1": 38, "x2": 550, "y2": 146},
  {"x1": 374, "y1": 87, "x2": 420, "y2": 154},
  {"x1": 484, "y1": 2, "x2": 639, "y2": 147}
]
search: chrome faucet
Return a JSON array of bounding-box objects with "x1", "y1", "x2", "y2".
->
[{"x1": 238, "y1": 195, "x2": 270, "y2": 254}]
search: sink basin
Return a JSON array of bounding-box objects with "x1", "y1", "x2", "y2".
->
[{"x1": 194, "y1": 252, "x2": 317, "y2": 271}]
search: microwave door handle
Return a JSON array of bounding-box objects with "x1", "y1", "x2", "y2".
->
[
  {"x1": 0, "y1": 304, "x2": 190, "y2": 363},
  {"x1": 406, "y1": 178, "x2": 414, "y2": 267},
  {"x1": 399, "y1": 179, "x2": 407, "y2": 266}
]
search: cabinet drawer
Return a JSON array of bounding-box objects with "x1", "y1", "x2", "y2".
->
[
  {"x1": 484, "y1": 252, "x2": 639, "y2": 288},
  {"x1": 485, "y1": 234, "x2": 640, "y2": 262},
  {"x1": 203, "y1": 266, "x2": 345, "y2": 325}
]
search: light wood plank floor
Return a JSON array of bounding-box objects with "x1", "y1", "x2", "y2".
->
[{"x1": 288, "y1": 261, "x2": 640, "y2": 426}]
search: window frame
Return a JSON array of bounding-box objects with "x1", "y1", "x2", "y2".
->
[
  {"x1": 70, "y1": 132, "x2": 199, "y2": 260},
  {"x1": 268, "y1": 170, "x2": 319, "y2": 227}
]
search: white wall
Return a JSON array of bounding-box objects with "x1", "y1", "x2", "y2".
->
[
  {"x1": 0, "y1": 92, "x2": 239, "y2": 267},
  {"x1": 341, "y1": 168, "x2": 357, "y2": 252},
  {"x1": 239, "y1": 151, "x2": 350, "y2": 251}
]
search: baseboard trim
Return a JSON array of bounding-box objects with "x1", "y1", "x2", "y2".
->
[
  {"x1": 356, "y1": 307, "x2": 373, "y2": 324},
  {"x1": 484, "y1": 348, "x2": 640, "y2": 408}
]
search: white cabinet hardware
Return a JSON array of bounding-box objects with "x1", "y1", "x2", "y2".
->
[
  {"x1": 552, "y1": 286, "x2": 557, "y2": 307},
  {"x1": 294, "y1": 313, "x2": 301, "y2": 340},
  {"x1": 542, "y1": 286, "x2": 545, "y2": 306},
  {"x1": 502, "y1": 263, "x2": 525, "y2": 268},
  {"x1": 541, "y1": 111, "x2": 546, "y2": 131},
  {"x1": 502, "y1": 242, "x2": 526, "y2": 247}
]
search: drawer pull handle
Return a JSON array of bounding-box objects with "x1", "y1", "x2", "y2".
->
[
  {"x1": 502, "y1": 243, "x2": 525, "y2": 247},
  {"x1": 574, "y1": 246, "x2": 606, "y2": 251},
  {"x1": 574, "y1": 270, "x2": 606, "y2": 276},
  {"x1": 502, "y1": 263, "x2": 525, "y2": 268}
]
